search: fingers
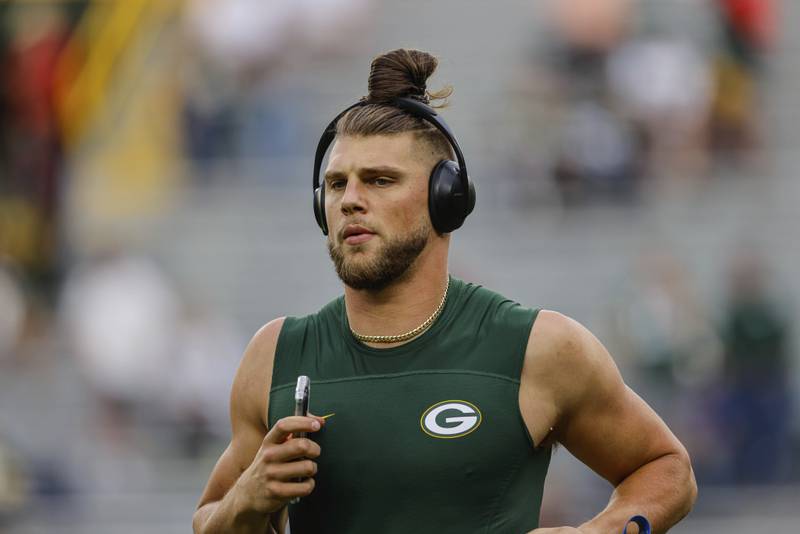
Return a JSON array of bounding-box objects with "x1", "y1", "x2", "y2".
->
[
  {"x1": 265, "y1": 478, "x2": 316, "y2": 500},
  {"x1": 262, "y1": 437, "x2": 321, "y2": 463},
  {"x1": 264, "y1": 416, "x2": 323, "y2": 445},
  {"x1": 264, "y1": 459, "x2": 318, "y2": 481}
]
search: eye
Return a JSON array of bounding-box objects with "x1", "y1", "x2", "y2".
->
[
  {"x1": 328, "y1": 179, "x2": 346, "y2": 191},
  {"x1": 372, "y1": 177, "x2": 392, "y2": 187}
]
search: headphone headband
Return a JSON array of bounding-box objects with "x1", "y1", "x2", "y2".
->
[{"x1": 312, "y1": 98, "x2": 469, "y2": 196}]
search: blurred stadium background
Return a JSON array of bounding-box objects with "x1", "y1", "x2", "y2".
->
[{"x1": 0, "y1": 0, "x2": 798, "y2": 532}]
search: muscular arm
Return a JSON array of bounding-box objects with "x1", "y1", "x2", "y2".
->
[
  {"x1": 192, "y1": 318, "x2": 285, "y2": 534},
  {"x1": 522, "y1": 311, "x2": 697, "y2": 534}
]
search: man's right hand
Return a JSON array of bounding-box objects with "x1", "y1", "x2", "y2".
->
[{"x1": 234, "y1": 416, "x2": 324, "y2": 514}]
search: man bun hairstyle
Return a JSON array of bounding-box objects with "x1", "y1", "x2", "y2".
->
[
  {"x1": 336, "y1": 49, "x2": 454, "y2": 160},
  {"x1": 366, "y1": 49, "x2": 452, "y2": 106}
]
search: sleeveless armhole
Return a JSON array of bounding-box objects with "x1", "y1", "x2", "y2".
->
[
  {"x1": 268, "y1": 316, "x2": 300, "y2": 427},
  {"x1": 510, "y1": 305, "x2": 542, "y2": 449},
  {"x1": 511, "y1": 306, "x2": 541, "y2": 380}
]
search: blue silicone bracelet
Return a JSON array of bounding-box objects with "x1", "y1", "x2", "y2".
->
[{"x1": 622, "y1": 515, "x2": 651, "y2": 534}]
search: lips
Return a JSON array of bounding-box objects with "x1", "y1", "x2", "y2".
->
[{"x1": 341, "y1": 224, "x2": 375, "y2": 245}]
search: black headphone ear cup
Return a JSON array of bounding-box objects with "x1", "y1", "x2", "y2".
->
[
  {"x1": 313, "y1": 186, "x2": 328, "y2": 235},
  {"x1": 466, "y1": 175, "x2": 476, "y2": 216},
  {"x1": 429, "y1": 160, "x2": 472, "y2": 233}
]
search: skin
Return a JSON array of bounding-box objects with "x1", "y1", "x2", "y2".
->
[{"x1": 193, "y1": 132, "x2": 697, "y2": 534}]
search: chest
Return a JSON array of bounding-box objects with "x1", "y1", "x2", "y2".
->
[
  {"x1": 270, "y1": 372, "x2": 535, "y2": 489},
  {"x1": 270, "y1": 372, "x2": 551, "y2": 533}
]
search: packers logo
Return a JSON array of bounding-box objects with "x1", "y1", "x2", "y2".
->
[{"x1": 420, "y1": 400, "x2": 482, "y2": 439}]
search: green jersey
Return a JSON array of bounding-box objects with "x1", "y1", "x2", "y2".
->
[{"x1": 268, "y1": 276, "x2": 551, "y2": 533}]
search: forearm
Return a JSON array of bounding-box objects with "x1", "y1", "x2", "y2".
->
[
  {"x1": 580, "y1": 452, "x2": 697, "y2": 534},
  {"x1": 193, "y1": 482, "x2": 271, "y2": 534}
]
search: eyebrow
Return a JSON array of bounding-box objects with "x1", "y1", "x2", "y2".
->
[{"x1": 324, "y1": 165, "x2": 406, "y2": 182}]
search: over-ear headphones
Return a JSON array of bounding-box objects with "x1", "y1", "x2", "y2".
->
[{"x1": 312, "y1": 97, "x2": 476, "y2": 236}]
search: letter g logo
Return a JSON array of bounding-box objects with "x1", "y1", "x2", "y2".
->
[{"x1": 420, "y1": 400, "x2": 482, "y2": 439}]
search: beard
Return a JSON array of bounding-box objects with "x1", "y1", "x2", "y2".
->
[{"x1": 327, "y1": 222, "x2": 431, "y2": 291}]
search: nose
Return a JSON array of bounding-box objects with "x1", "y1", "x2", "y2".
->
[{"x1": 340, "y1": 178, "x2": 366, "y2": 216}]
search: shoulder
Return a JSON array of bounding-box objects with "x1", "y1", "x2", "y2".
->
[
  {"x1": 455, "y1": 278, "x2": 537, "y2": 322},
  {"x1": 230, "y1": 317, "x2": 287, "y2": 430},
  {"x1": 528, "y1": 310, "x2": 592, "y2": 362},
  {"x1": 277, "y1": 296, "x2": 343, "y2": 338},
  {"x1": 456, "y1": 277, "x2": 512, "y2": 305},
  {"x1": 244, "y1": 317, "x2": 288, "y2": 375},
  {"x1": 250, "y1": 317, "x2": 287, "y2": 353},
  {"x1": 523, "y1": 310, "x2": 614, "y2": 417}
]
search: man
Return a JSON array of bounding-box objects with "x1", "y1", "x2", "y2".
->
[{"x1": 192, "y1": 49, "x2": 696, "y2": 534}]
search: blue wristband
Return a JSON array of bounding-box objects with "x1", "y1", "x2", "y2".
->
[{"x1": 622, "y1": 515, "x2": 651, "y2": 534}]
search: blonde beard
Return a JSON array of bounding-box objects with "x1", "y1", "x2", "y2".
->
[{"x1": 327, "y1": 222, "x2": 431, "y2": 291}]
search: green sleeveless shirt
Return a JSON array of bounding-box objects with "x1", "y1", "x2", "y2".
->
[{"x1": 268, "y1": 277, "x2": 551, "y2": 533}]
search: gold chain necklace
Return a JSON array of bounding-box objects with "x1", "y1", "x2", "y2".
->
[{"x1": 350, "y1": 277, "x2": 450, "y2": 344}]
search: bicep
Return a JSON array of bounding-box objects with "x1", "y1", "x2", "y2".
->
[
  {"x1": 196, "y1": 318, "x2": 285, "y2": 508},
  {"x1": 560, "y1": 376, "x2": 682, "y2": 486},
  {"x1": 537, "y1": 312, "x2": 686, "y2": 486}
]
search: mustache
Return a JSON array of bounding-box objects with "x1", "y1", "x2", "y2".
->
[{"x1": 336, "y1": 220, "x2": 377, "y2": 240}]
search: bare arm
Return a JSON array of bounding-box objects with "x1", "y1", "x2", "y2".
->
[
  {"x1": 192, "y1": 318, "x2": 324, "y2": 534},
  {"x1": 523, "y1": 311, "x2": 697, "y2": 534}
]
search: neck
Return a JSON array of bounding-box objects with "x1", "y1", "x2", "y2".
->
[{"x1": 344, "y1": 252, "x2": 449, "y2": 348}]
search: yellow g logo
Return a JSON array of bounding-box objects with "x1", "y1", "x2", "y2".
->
[{"x1": 420, "y1": 400, "x2": 482, "y2": 439}]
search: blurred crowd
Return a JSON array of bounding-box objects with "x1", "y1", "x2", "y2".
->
[
  {"x1": 607, "y1": 244, "x2": 794, "y2": 485},
  {"x1": 0, "y1": 0, "x2": 797, "y2": 531},
  {"x1": 509, "y1": 0, "x2": 775, "y2": 206}
]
